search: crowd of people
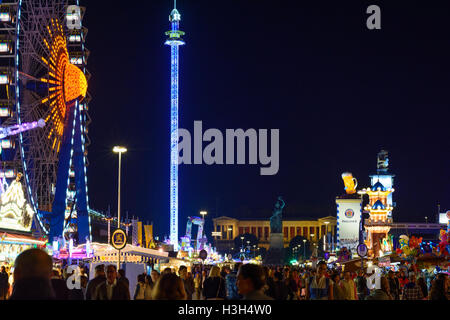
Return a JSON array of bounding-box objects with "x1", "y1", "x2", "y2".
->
[{"x1": 0, "y1": 248, "x2": 448, "y2": 300}]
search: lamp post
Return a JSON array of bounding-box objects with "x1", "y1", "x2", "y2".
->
[
  {"x1": 113, "y1": 146, "x2": 127, "y2": 229},
  {"x1": 198, "y1": 211, "x2": 207, "y2": 251},
  {"x1": 105, "y1": 216, "x2": 113, "y2": 245},
  {"x1": 324, "y1": 221, "x2": 330, "y2": 251},
  {"x1": 425, "y1": 216, "x2": 428, "y2": 224},
  {"x1": 113, "y1": 146, "x2": 127, "y2": 269},
  {"x1": 200, "y1": 210, "x2": 207, "y2": 219},
  {"x1": 240, "y1": 236, "x2": 244, "y2": 252},
  {"x1": 303, "y1": 239, "x2": 307, "y2": 260},
  {"x1": 123, "y1": 221, "x2": 132, "y2": 237}
]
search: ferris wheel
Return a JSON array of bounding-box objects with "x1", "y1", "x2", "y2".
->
[{"x1": 0, "y1": 0, "x2": 91, "y2": 242}]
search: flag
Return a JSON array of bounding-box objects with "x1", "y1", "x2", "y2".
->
[
  {"x1": 144, "y1": 224, "x2": 153, "y2": 248},
  {"x1": 137, "y1": 221, "x2": 143, "y2": 247}
]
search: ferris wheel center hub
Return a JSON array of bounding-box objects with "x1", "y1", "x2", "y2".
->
[{"x1": 64, "y1": 63, "x2": 87, "y2": 103}]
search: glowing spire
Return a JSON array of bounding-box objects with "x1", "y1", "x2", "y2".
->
[
  {"x1": 170, "y1": 0, "x2": 181, "y2": 22},
  {"x1": 165, "y1": 0, "x2": 185, "y2": 251}
]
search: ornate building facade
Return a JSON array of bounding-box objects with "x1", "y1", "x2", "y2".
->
[{"x1": 212, "y1": 216, "x2": 336, "y2": 251}]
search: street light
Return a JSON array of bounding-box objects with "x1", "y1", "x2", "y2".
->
[
  {"x1": 324, "y1": 221, "x2": 330, "y2": 251},
  {"x1": 113, "y1": 146, "x2": 127, "y2": 270},
  {"x1": 425, "y1": 216, "x2": 428, "y2": 224},
  {"x1": 303, "y1": 239, "x2": 307, "y2": 259},
  {"x1": 199, "y1": 211, "x2": 207, "y2": 245},
  {"x1": 113, "y1": 146, "x2": 127, "y2": 228}
]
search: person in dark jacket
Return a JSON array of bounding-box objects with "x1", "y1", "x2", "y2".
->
[
  {"x1": 388, "y1": 270, "x2": 400, "y2": 300},
  {"x1": 356, "y1": 270, "x2": 369, "y2": 300},
  {"x1": 179, "y1": 265, "x2": 194, "y2": 300},
  {"x1": 50, "y1": 269, "x2": 69, "y2": 300},
  {"x1": 202, "y1": 266, "x2": 226, "y2": 300},
  {"x1": 263, "y1": 267, "x2": 275, "y2": 298},
  {"x1": 118, "y1": 269, "x2": 129, "y2": 290},
  {"x1": 273, "y1": 271, "x2": 289, "y2": 300},
  {"x1": 9, "y1": 248, "x2": 55, "y2": 300},
  {"x1": 429, "y1": 274, "x2": 448, "y2": 300},
  {"x1": 85, "y1": 264, "x2": 106, "y2": 300},
  {"x1": 67, "y1": 270, "x2": 86, "y2": 300},
  {"x1": 417, "y1": 277, "x2": 428, "y2": 299},
  {"x1": 0, "y1": 266, "x2": 9, "y2": 300},
  {"x1": 94, "y1": 265, "x2": 130, "y2": 300}
]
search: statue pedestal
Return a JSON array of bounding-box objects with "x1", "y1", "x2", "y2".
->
[
  {"x1": 264, "y1": 233, "x2": 284, "y2": 265},
  {"x1": 269, "y1": 233, "x2": 284, "y2": 249}
]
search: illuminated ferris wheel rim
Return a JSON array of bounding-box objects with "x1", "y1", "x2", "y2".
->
[{"x1": 9, "y1": 0, "x2": 91, "y2": 236}]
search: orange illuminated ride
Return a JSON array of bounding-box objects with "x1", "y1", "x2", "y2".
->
[{"x1": 40, "y1": 19, "x2": 87, "y2": 153}]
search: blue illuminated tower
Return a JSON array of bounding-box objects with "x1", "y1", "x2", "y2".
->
[{"x1": 165, "y1": 1, "x2": 185, "y2": 250}]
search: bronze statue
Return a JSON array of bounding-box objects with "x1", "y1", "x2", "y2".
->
[{"x1": 269, "y1": 196, "x2": 285, "y2": 233}]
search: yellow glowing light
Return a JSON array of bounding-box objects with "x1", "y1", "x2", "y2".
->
[
  {"x1": 64, "y1": 63, "x2": 87, "y2": 102},
  {"x1": 341, "y1": 172, "x2": 357, "y2": 195}
]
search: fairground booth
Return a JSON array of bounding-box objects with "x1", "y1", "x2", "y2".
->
[{"x1": 0, "y1": 175, "x2": 47, "y2": 267}]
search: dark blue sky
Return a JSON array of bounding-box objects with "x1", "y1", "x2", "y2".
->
[{"x1": 84, "y1": 0, "x2": 450, "y2": 239}]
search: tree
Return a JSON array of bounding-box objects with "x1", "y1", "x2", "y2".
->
[
  {"x1": 287, "y1": 236, "x2": 312, "y2": 262},
  {"x1": 233, "y1": 233, "x2": 258, "y2": 250},
  {"x1": 232, "y1": 234, "x2": 258, "y2": 259}
]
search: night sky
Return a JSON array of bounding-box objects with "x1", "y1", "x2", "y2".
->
[{"x1": 83, "y1": 0, "x2": 450, "y2": 239}]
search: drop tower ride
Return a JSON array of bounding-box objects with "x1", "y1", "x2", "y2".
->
[{"x1": 165, "y1": 0, "x2": 185, "y2": 250}]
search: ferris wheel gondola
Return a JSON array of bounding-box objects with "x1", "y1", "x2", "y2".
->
[{"x1": 0, "y1": 0, "x2": 91, "y2": 243}]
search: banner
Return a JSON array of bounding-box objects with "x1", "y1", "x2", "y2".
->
[
  {"x1": 144, "y1": 224, "x2": 153, "y2": 248},
  {"x1": 336, "y1": 198, "x2": 362, "y2": 252},
  {"x1": 137, "y1": 221, "x2": 143, "y2": 247}
]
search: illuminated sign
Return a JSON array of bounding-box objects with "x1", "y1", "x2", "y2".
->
[
  {"x1": 336, "y1": 198, "x2": 362, "y2": 252},
  {"x1": 111, "y1": 229, "x2": 127, "y2": 250},
  {"x1": 357, "y1": 244, "x2": 368, "y2": 257},
  {"x1": 0, "y1": 174, "x2": 35, "y2": 232}
]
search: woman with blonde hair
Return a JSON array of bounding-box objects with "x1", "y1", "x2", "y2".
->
[
  {"x1": 202, "y1": 266, "x2": 226, "y2": 300},
  {"x1": 151, "y1": 273, "x2": 187, "y2": 300}
]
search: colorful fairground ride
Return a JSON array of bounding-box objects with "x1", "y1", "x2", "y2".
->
[
  {"x1": 173, "y1": 216, "x2": 221, "y2": 263},
  {"x1": 393, "y1": 229, "x2": 449, "y2": 270},
  {"x1": 0, "y1": 1, "x2": 92, "y2": 252}
]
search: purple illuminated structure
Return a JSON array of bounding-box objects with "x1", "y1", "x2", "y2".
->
[{"x1": 0, "y1": 119, "x2": 45, "y2": 140}]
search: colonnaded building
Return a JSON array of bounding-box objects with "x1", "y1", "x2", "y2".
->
[{"x1": 212, "y1": 216, "x2": 337, "y2": 251}]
